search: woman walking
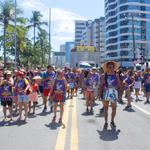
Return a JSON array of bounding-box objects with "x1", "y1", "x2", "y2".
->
[
  {"x1": 50, "y1": 70, "x2": 67, "y2": 124},
  {"x1": 0, "y1": 71, "x2": 13, "y2": 121},
  {"x1": 99, "y1": 61, "x2": 120, "y2": 129},
  {"x1": 15, "y1": 71, "x2": 31, "y2": 121},
  {"x1": 123, "y1": 70, "x2": 135, "y2": 110}
]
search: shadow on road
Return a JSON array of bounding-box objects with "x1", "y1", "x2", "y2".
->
[
  {"x1": 97, "y1": 128, "x2": 121, "y2": 141},
  {"x1": 81, "y1": 111, "x2": 94, "y2": 116},
  {"x1": 28, "y1": 113, "x2": 37, "y2": 118},
  {"x1": 37, "y1": 111, "x2": 51, "y2": 116},
  {"x1": 95, "y1": 113, "x2": 104, "y2": 118},
  {"x1": 45, "y1": 122, "x2": 61, "y2": 130},
  {"x1": 123, "y1": 108, "x2": 136, "y2": 112},
  {"x1": 0, "y1": 120, "x2": 27, "y2": 127}
]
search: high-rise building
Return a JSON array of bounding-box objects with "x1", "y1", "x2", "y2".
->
[
  {"x1": 77, "y1": 18, "x2": 106, "y2": 64},
  {"x1": 81, "y1": 20, "x2": 93, "y2": 46},
  {"x1": 75, "y1": 20, "x2": 87, "y2": 46},
  {"x1": 65, "y1": 41, "x2": 75, "y2": 65},
  {"x1": 92, "y1": 17, "x2": 105, "y2": 63},
  {"x1": 105, "y1": 0, "x2": 150, "y2": 67}
]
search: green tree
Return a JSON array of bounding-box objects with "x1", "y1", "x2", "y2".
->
[
  {"x1": 28, "y1": 11, "x2": 47, "y2": 63},
  {"x1": 0, "y1": 0, "x2": 22, "y2": 68},
  {"x1": 37, "y1": 28, "x2": 49, "y2": 66},
  {"x1": 5, "y1": 22, "x2": 28, "y2": 64}
]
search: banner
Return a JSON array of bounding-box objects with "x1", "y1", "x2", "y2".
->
[{"x1": 77, "y1": 46, "x2": 96, "y2": 52}]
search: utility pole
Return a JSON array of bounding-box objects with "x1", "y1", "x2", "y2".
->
[
  {"x1": 14, "y1": 0, "x2": 17, "y2": 68},
  {"x1": 48, "y1": 8, "x2": 51, "y2": 65},
  {"x1": 131, "y1": 14, "x2": 136, "y2": 70}
]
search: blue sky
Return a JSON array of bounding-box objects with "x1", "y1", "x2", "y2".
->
[{"x1": 18, "y1": 0, "x2": 105, "y2": 51}]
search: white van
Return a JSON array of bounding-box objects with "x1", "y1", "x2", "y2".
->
[{"x1": 78, "y1": 61, "x2": 97, "y2": 69}]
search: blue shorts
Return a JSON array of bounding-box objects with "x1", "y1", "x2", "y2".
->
[
  {"x1": 144, "y1": 85, "x2": 150, "y2": 93},
  {"x1": 39, "y1": 85, "x2": 43, "y2": 93},
  {"x1": 69, "y1": 83, "x2": 74, "y2": 89},
  {"x1": 18, "y1": 95, "x2": 29, "y2": 103}
]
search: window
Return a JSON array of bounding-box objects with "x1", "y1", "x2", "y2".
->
[
  {"x1": 107, "y1": 52, "x2": 118, "y2": 57},
  {"x1": 120, "y1": 51, "x2": 129, "y2": 56}
]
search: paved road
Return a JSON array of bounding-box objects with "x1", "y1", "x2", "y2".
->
[{"x1": 0, "y1": 92, "x2": 150, "y2": 150}]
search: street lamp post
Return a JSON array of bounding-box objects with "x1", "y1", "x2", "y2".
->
[
  {"x1": 131, "y1": 14, "x2": 136, "y2": 70},
  {"x1": 48, "y1": 8, "x2": 51, "y2": 65},
  {"x1": 124, "y1": 12, "x2": 137, "y2": 70},
  {"x1": 14, "y1": 0, "x2": 17, "y2": 68}
]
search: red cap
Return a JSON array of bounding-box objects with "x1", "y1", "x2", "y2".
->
[{"x1": 16, "y1": 71, "x2": 24, "y2": 77}]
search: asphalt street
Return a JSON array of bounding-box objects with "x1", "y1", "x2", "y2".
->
[{"x1": 0, "y1": 92, "x2": 150, "y2": 150}]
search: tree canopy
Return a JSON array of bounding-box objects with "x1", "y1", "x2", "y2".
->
[{"x1": 0, "y1": 0, "x2": 49, "y2": 68}]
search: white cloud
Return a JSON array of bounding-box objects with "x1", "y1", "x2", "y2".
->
[
  {"x1": 18, "y1": 0, "x2": 48, "y2": 10},
  {"x1": 18, "y1": 0, "x2": 87, "y2": 50}
]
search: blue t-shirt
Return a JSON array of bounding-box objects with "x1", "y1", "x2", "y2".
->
[
  {"x1": 43, "y1": 71, "x2": 56, "y2": 89},
  {"x1": 0, "y1": 81, "x2": 13, "y2": 98}
]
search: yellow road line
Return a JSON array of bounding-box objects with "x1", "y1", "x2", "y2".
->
[
  {"x1": 54, "y1": 99, "x2": 70, "y2": 150},
  {"x1": 70, "y1": 97, "x2": 78, "y2": 150}
]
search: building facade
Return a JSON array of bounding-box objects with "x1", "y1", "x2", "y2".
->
[
  {"x1": 65, "y1": 41, "x2": 75, "y2": 65},
  {"x1": 75, "y1": 20, "x2": 87, "y2": 46},
  {"x1": 81, "y1": 20, "x2": 93, "y2": 46},
  {"x1": 75, "y1": 18, "x2": 106, "y2": 65},
  {"x1": 70, "y1": 51, "x2": 101, "y2": 68},
  {"x1": 105, "y1": 0, "x2": 150, "y2": 67},
  {"x1": 91, "y1": 17, "x2": 106, "y2": 63}
]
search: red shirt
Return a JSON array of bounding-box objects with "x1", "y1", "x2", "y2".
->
[{"x1": 31, "y1": 83, "x2": 38, "y2": 92}]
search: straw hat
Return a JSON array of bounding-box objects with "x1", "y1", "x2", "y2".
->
[
  {"x1": 92, "y1": 67, "x2": 97, "y2": 70},
  {"x1": 32, "y1": 76, "x2": 42, "y2": 80},
  {"x1": 5, "y1": 70, "x2": 12, "y2": 75},
  {"x1": 102, "y1": 61, "x2": 119, "y2": 72}
]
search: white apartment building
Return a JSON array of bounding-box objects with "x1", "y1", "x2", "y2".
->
[
  {"x1": 81, "y1": 20, "x2": 93, "y2": 46},
  {"x1": 92, "y1": 17, "x2": 105, "y2": 63},
  {"x1": 74, "y1": 18, "x2": 106, "y2": 65},
  {"x1": 75, "y1": 20, "x2": 87, "y2": 46},
  {"x1": 105, "y1": 0, "x2": 150, "y2": 67}
]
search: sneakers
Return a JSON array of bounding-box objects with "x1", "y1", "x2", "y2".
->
[
  {"x1": 124, "y1": 105, "x2": 132, "y2": 110},
  {"x1": 52, "y1": 116, "x2": 56, "y2": 123},
  {"x1": 90, "y1": 107, "x2": 94, "y2": 113},
  {"x1": 144, "y1": 101, "x2": 150, "y2": 104},
  {"x1": 110, "y1": 121, "x2": 116, "y2": 128},
  {"x1": 103, "y1": 123, "x2": 108, "y2": 129},
  {"x1": 118, "y1": 100, "x2": 125, "y2": 104},
  {"x1": 50, "y1": 106, "x2": 53, "y2": 112},
  {"x1": 103, "y1": 122, "x2": 116, "y2": 129},
  {"x1": 58, "y1": 118, "x2": 62, "y2": 124}
]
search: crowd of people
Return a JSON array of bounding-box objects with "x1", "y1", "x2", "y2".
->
[{"x1": 0, "y1": 61, "x2": 150, "y2": 129}]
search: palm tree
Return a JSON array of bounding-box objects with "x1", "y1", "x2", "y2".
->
[
  {"x1": 0, "y1": 0, "x2": 22, "y2": 68},
  {"x1": 6, "y1": 22, "x2": 28, "y2": 64},
  {"x1": 37, "y1": 28, "x2": 48, "y2": 65},
  {"x1": 0, "y1": 0, "x2": 14, "y2": 68},
  {"x1": 28, "y1": 11, "x2": 47, "y2": 63}
]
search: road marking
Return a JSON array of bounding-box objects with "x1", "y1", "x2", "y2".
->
[
  {"x1": 54, "y1": 99, "x2": 70, "y2": 150},
  {"x1": 132, "y1": 103, "x2": 150, "y2": 116},
  {"x1": 70, "y1": 97, "x2": 78, "y2": 150}
]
